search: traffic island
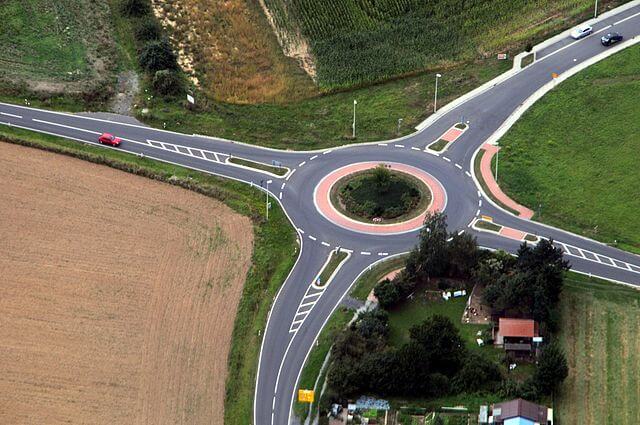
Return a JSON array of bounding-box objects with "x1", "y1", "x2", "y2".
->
[{"x1": 314, "y1": 162, "x2": 447, "y2": 234}]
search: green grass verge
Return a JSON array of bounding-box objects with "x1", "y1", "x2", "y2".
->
[
  {"x1": 475, "y1": 220, "x2": 503, "y2": 233},
  {"x1": 556, "y1": 272, "x2": 640, "y2": 424},
  {"x1": 524, "y1": 234, "x2": 539, "y2": 242},
  {"x1": 317, "y1": 250, "x2": 349, "y2": 287},
  {"x1": 293, "y1": 307, "x2": 353, "y2": 422},
  {"x1": 350, "y1": 255, "x2": 408, "y2": 301},
  {"x1": 0, "y1": 125, "x2": 298, "y2": 425},
  {"x1": 496, "y1": 43, "x2": 640, "y2": 254},
  {"x1": 229, "y1": 156, "x2": 288, "y2": 176},
  {"x1": 473, "y1": 149, "x2": 522, "y2": 216},
  {"x1": 428, "y1": 139, "x2": 450, "y2": 152}
]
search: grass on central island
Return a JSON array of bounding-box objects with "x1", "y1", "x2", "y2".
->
[{"x1": 496, "y1": 43, "x2": 640, "y2": 254}]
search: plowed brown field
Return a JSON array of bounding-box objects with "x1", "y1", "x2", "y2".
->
[{"x1": 0, "y1": 142, "x2": 253, "y2": 424}]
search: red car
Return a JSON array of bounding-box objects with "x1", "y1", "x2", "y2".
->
[{"x1": 98, "y1": 133, "x2": 122, "y2": 147}]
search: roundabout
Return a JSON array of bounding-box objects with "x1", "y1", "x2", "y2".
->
[{"x1": 314, "y1": 162, "x2": 447, "y2": 234}]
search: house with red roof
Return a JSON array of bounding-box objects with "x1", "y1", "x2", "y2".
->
[{"x1": 494, "y1": 318, "x2": 541, "y2": 357}]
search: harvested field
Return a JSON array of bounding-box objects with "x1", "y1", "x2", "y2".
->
[{"x1": 0, "y1": 142, "x2": 254, "y2": 424}]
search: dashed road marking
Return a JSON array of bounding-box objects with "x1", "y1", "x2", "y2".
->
[
  {"x1": 378, "y1": 252, "x2": 388, "y2": 256},
  {"x1": 455, "y1": 163, "x2": 463, "y2": 169},
  {"x1": 321, "y1": 241, "x2": 330, "y2": 247},
  {"x1": 465, "y1": 171, "x2": 472, "y2": 177},
  {"x1": 310, "y1": 155, "x2": 318, "y2": 160},
  {"x1": 411, "y1": 147, "x2": 421, "y2": 151},
  {"x1": 32, "y1": 118, "x2": 101, "y2": 135},
  {"x1": 476, "y1": 209, "x2": 480, "y2": 216},
  {"x1": 279, "y1": 192, "x2": 283, "y2": 200},
  {"x1": 443, "y1": 157, "x2": 451, "y2": 162},
  {"x1": 360, "y1": 251, "x2": 371, "y2": 255},
  {"x1": 281, "y1": 182, "x2": 286, "y2": 190},
  {"x1": 0, "y1": 112, "x2": 22, "y2": 119},
  {"x1": 378, "y1": 143, "x2": 388, "y2": 147},
  {"x1": 285, "y1": 169, "x2": 296, "y2": 181},
  {"x1": 298, "y1": 161, "x2": 306, "y2": 167},
  {"x1": 323, "y1": 150, "x2": 332, "y2": 155},
  {"x1": 308, "y1": 235, "x2": 317, "y2": 241},
  {"x1": 394, "y1": 144, "x2": 405, "y2": 148}
]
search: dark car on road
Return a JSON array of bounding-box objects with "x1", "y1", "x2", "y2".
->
[{"x1": 601, "y1": 32, "x2": 623, "y2": 46}]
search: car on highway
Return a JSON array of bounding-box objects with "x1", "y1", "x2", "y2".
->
[
  {"x1": 570, "y1": 24, "x2": 593, "y2": 39},
  {"x1": 601, "y1": 32, "x2": 623, "y2": 46},
  {"x1": 98, "y1": 133, "x2": 121, "y2": 147}
]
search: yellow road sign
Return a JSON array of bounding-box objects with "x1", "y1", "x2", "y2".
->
[
  {"x1": 298, "y1": 389, "x2": 314, "y2": 403},
  {"x1": 481, "y1": 215, "x2": 493, "y2": 222}
]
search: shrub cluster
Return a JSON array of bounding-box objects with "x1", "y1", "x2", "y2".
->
[{"x1": 117, "y1": 0, "x2": 184, "y2": 97}]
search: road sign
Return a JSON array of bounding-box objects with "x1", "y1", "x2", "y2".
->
[
  {"x1": 481, "y1": 215, "x2": 493, "y2": 222},
  {"x1": 298, "y1": 389, "x2": 314, "y2": 403},
  {"x1": 497, "y1": 53, "x2": 508, "y2": 60},
  {"x1": 187, "y1": 94, "x2": 195, "y2": 104}
]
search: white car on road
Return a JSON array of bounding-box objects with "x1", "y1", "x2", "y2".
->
[{"x1": 570, "y1": 24, "x2": 593, "y2": 39}]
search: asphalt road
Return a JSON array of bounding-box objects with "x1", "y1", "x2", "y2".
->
[{"x1": 1, "y1": 4, "x2": 640, "y2": 424}]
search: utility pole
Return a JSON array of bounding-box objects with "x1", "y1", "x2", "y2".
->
[
  {"x1": 397, "y1": 118, "x2": 403, "y2": 135},
  {"x1": 434, "y1": 73, "x2": 442, "y2": 113},
  {"x1": 594, "y1": 0, "x2": 598, "y2": 18},
  {"x1": 352, "y1": 99, "x2": 357, "y2": 138}
]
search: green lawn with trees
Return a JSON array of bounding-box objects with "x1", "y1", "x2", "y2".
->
[{"x1": 497, "y1": 43, "x2": 640, "y2": 254}]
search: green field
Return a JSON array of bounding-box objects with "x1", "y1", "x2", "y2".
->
[
  {"x1": 497, "y1": 43, "x2": 640, "y2": 253},
  {"x1": 556, "y1": 273, "x2": 640, "y2": 424},
  {"x1": 0, "y1": 0, "x2": 116, "y2": 94},
  {"x1": 0, "y1": 126, "x2": 297, "y2": 425},
  {"x1": 262, "y1": 0, "x2": 625, "y2": 90}
]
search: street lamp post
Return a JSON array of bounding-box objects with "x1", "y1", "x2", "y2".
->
[
  {"x1": 434, "y1": 73, "x2": 442, "y2": 113},
  {"x1": 594, "y1": 0, "x2": 598, "y2": 18},
  {"x1": 397, "y1": 118, "x2": 403, "y2": 135},
  {"x1": 352, "y1": 100, "x2": 357, "y2": 138},
  {"x1": 261, "y1": 179, "x2": 272, "y2": 220}
]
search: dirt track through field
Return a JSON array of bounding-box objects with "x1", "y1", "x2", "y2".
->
[{"x1": 0, "y1": 142, "x2": 253, "y2": 424}]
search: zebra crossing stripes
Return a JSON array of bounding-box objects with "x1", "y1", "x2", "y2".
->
[
  {"x1": 146, "y1": 139, "x2": 229, "y2": 164},
  {"x1": 289, "y1": 286, "x2": 325, "y2": 333},
  {"x1": 556, "y1": 241, "x2": 640, "y2": 275}
]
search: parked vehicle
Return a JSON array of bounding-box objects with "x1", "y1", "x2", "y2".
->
[
  {"x1": 570, "y1": 25, "x2": 593, "y2": 39},
  {"x1": 98, "y1": 133, "x2": 121, "y2": 147},
  {"x1": 601, "y1": 32, "x2": 623, "y2": 46}
]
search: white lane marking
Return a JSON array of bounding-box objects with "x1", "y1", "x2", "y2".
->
[
  {"x1": 476, "y1": 209, "x2": 480, "y2": 216},
  {"x1": 360, "y1": 251, "x2": 371, "y2": 255},
  {"x1": 455, "y1": 163, "x2": 463, "y2": 169},
  {"x1": 32, "y1": 118, "x2": 101, "y2": 135},
  {"x1": 298, "y1": 161, "x2": 306, "y2": 167},
  {"x1": 297, "y1": 228, "x2": 305, "y2": 234},
  {"x1": 272, "y1": 397, "x2": 276, "y2": 410},
  {"x1": 378, "y1": 252, "x2": 388, "y2": 256},
  {"x1": 285, "y1": 169, "x2": 296, "y2": 181},
  {"x1": 478, "y1": 199, "x2": 482, "y2": 207},
  {"x1": 303, "y1": 292, "x2": 322, "y2": 300},
  {"x1": 458, "y1": 230, "x2": 465, "y2": 235},
  {"x1": 613, "y1": 10, "x2": 640, "y2": 26},
  {"x1": 321, "y1": 241, "x2": 330, "y2": 247},
  {"x1": 378, "y1": 143, "x2": 388, "y2": 147},
  {"x1": 394, "y1": 144, "x2": 405, "y2": 148},
  {"x1": 477, "y1": 190, "x2": 482, "y2": 197},
  {"x1": 0, "y1": 112, "x2": 22, "y2": 119},
  {"x1": 310, "y1": 155, "x2": 318, "y2": 160},
  {"x1": 465, "y1": 171, "x2": 472, "y2": 177},
  {"x1": 323, "y1": 150, "x2": 332, "y2": 155},
  {"x1": 411, "y1": 147, "x2": 420, "y2": 151},
  {"x1": 299, "y1": 300, "x2": 316, "y2": 308},
  {"x1": 443, "y1": 157, "x2": 451, "y2": 162},
  {"x1": 279, "y1": 192, "x2": 283, "y2": 200},
  {"x1": 281, "y1": 183, "x2": 286, "y2": 190},
  {"x1": 559, "y1": 241, "x2": 640, "y2": 275},
  {"x1": 308, "y1": 235, "x2": 317, "y2": 241}
]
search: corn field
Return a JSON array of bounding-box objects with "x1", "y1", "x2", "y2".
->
[{"x1": 261, "y1": 0, "x2": 626, "y2": 90}]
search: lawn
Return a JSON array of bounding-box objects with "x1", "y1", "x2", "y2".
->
[
  {"x1": 318, "y1": 250, "x2": 349, "y2": 286},
  {"x1": 556, "y1": 272, "x2": 640, "y2": 424},
  {"x1": 497, "y1": 43, "x2": 640, "y2": 253},
  {"x1": 0, "y1": 125, "x2": 298, "y2": 425},
  {"x1": 350, "y1": 255, "x2": 408, "y2": 301},
  {"x1": 0, "y1": 1, "x2": 117, "y2": 97}
]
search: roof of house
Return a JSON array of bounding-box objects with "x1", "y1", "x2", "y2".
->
[
  {"x1": 498, "y1": 318, "x2": 539, "y2": 338},
  {"x1": 493, "y1": 398, "x2": 548, "y2": 423}
]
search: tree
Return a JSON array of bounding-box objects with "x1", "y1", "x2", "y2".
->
[
  {"x1": 152, "y1": 70, "x2": 184, "y2": 96},
  {"x1": 409, "y1": 315, "x2": 466, "y2": 376},
  {"x1": 446, "y1": 231, "x2": 479, "y2": 279},
  {"x1": 119, "y1": 0, "x2": 151, "y2": 17},
  {"x1": 135, "y1": 17, "x2": 163, "y2": 43},
  {"x1": 533, "y1": 342, "x2": 568, "y2": 395},
  {"x1": 372, "y1": 164, "x2": 391, "y2": 192},
  {"x1": 374, "y1": 278, "x2": 400, "y2": 308},
  {"x1": 404, "y1": 212, "x2": 449, "y2": 283},
  {"x1": 139, "y1": 39, "x2": 178, "y2": 73},
  {"x1": 354, "y1": 309, "x2": 389, "y2": 340},
  {"x1": 452, "y1": 352, "x2": 502, "y2": 393}
]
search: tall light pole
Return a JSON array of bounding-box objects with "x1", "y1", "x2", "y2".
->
[
  {"x1": 434, "y1": 73, "x2": 442, "y2": 113},
  {"x1": 261, "y1": 179, "x2": 272, "y2": 220},
  {"x1": 594, "y1": 0, "x2": 598, "y2": 18},
  {"x1": 352, "y1": 99, "x2": 357, "y2": 138},
  {"x1": 397, "y1": 118, "x2": 403, "y2": 135}
]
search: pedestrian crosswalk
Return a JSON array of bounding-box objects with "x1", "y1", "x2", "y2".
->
[
  {"x1": 146, "y1": 139, "x2": 230, "y2": 164},
  {"x1": 289, "y1": 286, "x2": 325, "y2": 333},
  {"x1": 556, "y1": 241, "x2": 640, "y2": 275}
]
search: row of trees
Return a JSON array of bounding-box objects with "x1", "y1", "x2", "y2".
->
[{"x1": 119, "y1": 0, "x2": 185, "y2": 96}]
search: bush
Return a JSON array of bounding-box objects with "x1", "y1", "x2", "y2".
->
[
  {"x1": 374, "y1": 278, "x2": 400, "y2": 308},
  {"x1": 139, "y1": 39, "x2": 178, "y2": 73},
  {"x1": 119, "y1": 0, "x2": 151, "y2": 17},
  {"x1": 135, "y1": 17, "x2": 163, "y2": 44},
  {"x1": 533, "y1": 342, "x2": 568, "y2": 395},
  {"x1": 152, "y1": 70, "x2": 184, "y2": 96}
]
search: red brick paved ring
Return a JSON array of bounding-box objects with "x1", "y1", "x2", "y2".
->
[{"x1": 314, "y1": 162, "x2": 447, "y2": 234}]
